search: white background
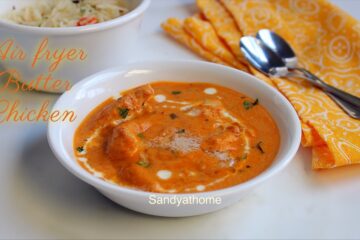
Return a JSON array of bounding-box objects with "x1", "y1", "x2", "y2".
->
[{"x1": 0, "y1": 0, "x2": 360, "y2": 239}]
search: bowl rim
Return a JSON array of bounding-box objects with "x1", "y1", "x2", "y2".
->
[
  {"x1": 47, "y1": 60, "x2": 302, "y2": 198},
  {"x1": 0, "y1": 0, "x2": 151, "y2": 35}
]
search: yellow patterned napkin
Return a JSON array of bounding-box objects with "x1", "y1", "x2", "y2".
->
[{"x1": 162, "y1": 0, "x2": 360, "y2": 169}]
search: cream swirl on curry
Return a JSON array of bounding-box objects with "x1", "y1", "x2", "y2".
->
[{"x1": 74, "y1": 82, "x2": 280, "y2": 193}]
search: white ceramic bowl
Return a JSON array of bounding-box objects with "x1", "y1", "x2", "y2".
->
[
  {"x1": 0, "y1": 0, "x2": 151, "y2": 93},
  {"x1": 47, "y1": 60, "x2": 301, "y2": 217}
]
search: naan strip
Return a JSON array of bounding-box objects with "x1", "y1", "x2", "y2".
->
[
  {"x1": 183, "y1": 16, "x2": 248, "y2": 71},
  {"x1": 162, "y1": 18, "x2": 230, "y2": 66}
]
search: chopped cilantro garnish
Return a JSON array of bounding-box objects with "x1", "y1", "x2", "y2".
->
[
  {"x1": 243, "y1": 101, "x2": 252, "y2": 110},
  {"x1": 137, "y1": 159, "x2": 150, "y2": 168},
  {"x1": 171, "y1": 91, "x2": 181, "y2": 95},
  {"x1": 256, "y1": 141, "x2": 265, "y2": 154},
  {"x1": 243, "y1": 98, "x2": 259, "y2": 110},
  {"x1": 236, "y1": 154, "x2": 247, "y2": 161},
  {"x1": 176, "y1": 129, "x2": 186, "y2": 134},
  {"x1": 76, "y1": 146, "x2": 84, "y2": 153},
  {"x1": 137, "y1": 133, "x2": 145, "y2": 139},
  {"x1": 118, "y1": 108, "x2": 129, "y2": 119},
  {"x1": 170, "y1": 113, "x2": 178, "y2": 119}
]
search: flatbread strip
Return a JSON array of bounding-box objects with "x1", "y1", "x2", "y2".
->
[
  {"x1": 162, "y1": 18, "x2": 231, "y2": 67},
  {"x1": 196, "y1": 0, "x2": 274, "y2": 86},
  {"x1": 183, "y1": 16, "x2": 248, "y2": 71},
  {"x1": 196, "y1": 0, "x2": 245, "y2": 63}
]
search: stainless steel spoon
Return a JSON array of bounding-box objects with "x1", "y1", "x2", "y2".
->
[
  {"x1": 256, "y1": 29, "x2": 360, "y2": 114},
  {"x1": 240, "y1": 36, "x2": 360, "y2": 119}
]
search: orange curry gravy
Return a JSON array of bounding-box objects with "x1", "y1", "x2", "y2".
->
[{"x1": 74, "y1": 82, "x2": 280, "y2": 193}]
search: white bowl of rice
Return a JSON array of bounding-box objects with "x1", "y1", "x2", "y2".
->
[{"x1": 0, "y1": 0, "x2": 151, "y2": 93}]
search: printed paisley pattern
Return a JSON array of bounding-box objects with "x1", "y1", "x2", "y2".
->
[{"x1": 162, "y1": 0, "x2": 360, "y2": 169}]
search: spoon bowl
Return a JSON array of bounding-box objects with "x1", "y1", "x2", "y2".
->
[
  {"x1": 240, "y1": 36, "x2": 288, "y2": 77},
  {"x1": 256, "y1": 29, "x2": 298, "y2": 68}
]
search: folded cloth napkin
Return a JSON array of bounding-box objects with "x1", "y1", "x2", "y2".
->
[{"x1": 162, "y1": 0, "x2": 360, "y2": 169}]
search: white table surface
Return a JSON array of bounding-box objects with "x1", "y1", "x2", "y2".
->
[{"x1": 1, "y1": 0, "x2": 360, "y2": 239}]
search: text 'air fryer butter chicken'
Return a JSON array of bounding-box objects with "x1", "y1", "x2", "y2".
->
[{"x1": 74, "y1": 82, "x2": 280, "y2": 193}]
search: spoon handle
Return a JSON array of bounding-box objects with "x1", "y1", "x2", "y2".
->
[
  {"x1": 286, "y1": 68, "x2": 360, "y2": 119},
  {"x1": 294, "y1": 68, "x2": 360, "y2": 108},
  {"x1": 326, "y1": 93, "x2": 360, "y2": 119}
]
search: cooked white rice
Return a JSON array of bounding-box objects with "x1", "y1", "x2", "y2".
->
[{"x1": 6, "y1": 0, "x2": 129, "y2": 27}]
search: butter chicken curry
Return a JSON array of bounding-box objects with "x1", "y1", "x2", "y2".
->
[{"x1": 74, "y1": 82, "x2": 280, "y2": 193}]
